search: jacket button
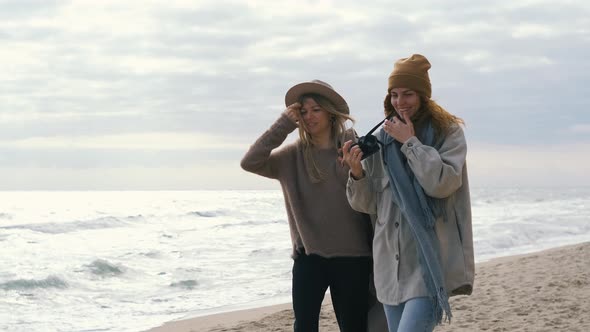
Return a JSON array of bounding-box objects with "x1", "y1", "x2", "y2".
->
[
  {"x1": 395, "y1": 254, "x2": 399, "y2": 261},
  {"x1": 407, "y1": 142, "x2": 413, "y2": 147},
  {"x1": 395, "y1": 222, "x2": 399, "y2": 228}
]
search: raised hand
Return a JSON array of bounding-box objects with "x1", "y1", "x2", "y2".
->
[
  {"x1": 283, "y1": 102, "x2": 301, "y2": 124},
  {"x1": 382, "y1": 111, "x2": 415, "y2": 143}
]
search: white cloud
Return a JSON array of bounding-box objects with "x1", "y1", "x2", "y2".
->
[
  {"x1": 512, "y1": 23, "x2": 558, "y2": 38},
  {"x1": 476, "y1": 55, "x2": 554, "y2": 73},
  {"x1": 0, "y1": 0, "x2": 589, "y2": 189},
  {"x1": 468, "y1": 142, "x2": 590, "y2": 187},
  {"x1": 0, "y1": 132, "x2": 248, "y2": 150},
  {"x1": 0, "y1": 164, "x2": 276, "y2": 190},
  {"x1": 0, "y1": 43, "x2": 48, "y2": 72},
  {"x1": 570, "y1": 124, "x2": 590, "y2": 134},
  {"x1": 110, "y1": 55, "x2": 206, "y2": 75},
  {"x1": 421, "y1": 22, "x2": 499, "y2": 44},
  {"x1": 0, "y1": 110, "x2": 141, "y2": 122}
]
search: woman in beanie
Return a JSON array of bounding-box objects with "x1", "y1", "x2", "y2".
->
[
  {"x1": 241, "y1": 80, "x2": 384, "y2": 332},
  {"x1": 342, "y1": 54, "x2": 474, "y2": 331}
]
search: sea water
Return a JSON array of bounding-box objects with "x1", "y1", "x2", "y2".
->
[{"x1": 1, "y1": 188, "x2": 589, "y2": 332}]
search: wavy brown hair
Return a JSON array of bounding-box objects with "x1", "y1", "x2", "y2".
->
[
  {"x1": 297, "y1": 93, "x2": 355, "y2": 183},
  {"x1": 383, "y1": 91, "x2": 464, "y2": 141}
]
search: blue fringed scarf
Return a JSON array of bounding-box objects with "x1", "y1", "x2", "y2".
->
[{"x1": 378, "y1": 121, "x2": 451, "y2": 324}]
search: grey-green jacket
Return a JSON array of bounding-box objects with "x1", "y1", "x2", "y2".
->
[{"x1": 346, "y1": 125, "x2": 474, "y2": 306}]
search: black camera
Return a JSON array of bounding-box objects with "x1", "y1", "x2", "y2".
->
[
  {"x1": 350, "y1": 135, "x2": 381, "y2": 160},
  {"x1": 349, "y1": 114, "x2": 393, "y2": 160}
]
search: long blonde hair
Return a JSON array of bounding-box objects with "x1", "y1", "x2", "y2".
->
[
  {"x1": 383, "y1": 92, "x2": 464, "y2": 141},
  {"x1": 298, "y1": 93, "x2": 354, "y2": 183}
]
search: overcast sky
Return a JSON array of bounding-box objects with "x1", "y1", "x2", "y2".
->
[{"x1": 1, "y1": 0, "x2": 589, "y2": 190}]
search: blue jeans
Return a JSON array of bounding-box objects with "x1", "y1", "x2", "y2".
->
[{"x1": 382, "y1": 297, "x2": 436, "y2": 332}]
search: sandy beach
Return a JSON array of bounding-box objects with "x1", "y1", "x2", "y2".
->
[{"x1": 147, "y1": 242, "x2": 590, "y2": 332}]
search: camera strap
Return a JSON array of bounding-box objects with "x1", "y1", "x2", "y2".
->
[{"x1": 365, "y1": 114, "x2": 393, "y2": 137}]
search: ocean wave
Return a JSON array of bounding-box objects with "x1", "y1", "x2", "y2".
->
[
  {"x1": 0, "y1": 216, "x2": 126, "y2": 234},
  {"x1": 125, "y1": 214, "x2": 146, "y2": 222},
  {"x1": 187, "y1": 210, "x2": 227, "y2": 218},
  {"x1": 2, "y1": 188, "x2": 589, "y2": 332},
  {"x1": 169, "y1": 280, "x2": 198, "y2": 290},
  {"x1": 249, "y1": 248, "x2": 276, "y2": 257},
  {"x1": 215, "y1": 219, "x2": 285, "y2": 229},
  {"x1": 0, "y1": 275, "x2": 68, "y2": 291},
  {"x1": 86, "y1": 259, "x2": 125, "y2": 277},
  {"x1": 140, "y1": 250, "x2": 161, "y2": 258}
]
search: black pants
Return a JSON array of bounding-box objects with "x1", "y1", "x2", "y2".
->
[{"x1": 292, "y1": 253, "x2": 371, "y2": 332}]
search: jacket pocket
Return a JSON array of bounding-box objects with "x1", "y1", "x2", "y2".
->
[
  {"x1": 439, "y1": 205, "x2": 470, "y2": 296},
  {"x1": 372, "y1": 177, "x2": 390, "y2": 225},
  {"x1": 454, "y1": 205, "x2": 464, "y2": 244}
]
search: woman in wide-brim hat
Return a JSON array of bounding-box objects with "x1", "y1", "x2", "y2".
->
[{"x1": 241, "y1": 80, "x2": 377, "y2": 331}]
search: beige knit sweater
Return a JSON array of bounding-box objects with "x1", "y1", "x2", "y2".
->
[{"x1": 240, "y1": 114, "x2": 372, "y2": 259}]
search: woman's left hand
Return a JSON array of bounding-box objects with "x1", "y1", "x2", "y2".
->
[{"x1": 383, "y1": 112, "x2": 415, "y2": 143}]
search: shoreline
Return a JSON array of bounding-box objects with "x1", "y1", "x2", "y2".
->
[
  {"x1": 146, "y1": 241, "x2": 590, "y2": 332},
  {"x1": 145, "y1": 302, "x2": 295, "y2": 332}
]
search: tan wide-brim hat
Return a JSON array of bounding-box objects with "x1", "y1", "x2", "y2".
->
[{"x1": 284, "y1": 79, "x2": 350, "y2": 114}]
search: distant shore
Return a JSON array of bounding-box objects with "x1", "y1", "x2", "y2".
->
[{"x1": 146, "y1": 241, "x2": 590, "y2": 332}]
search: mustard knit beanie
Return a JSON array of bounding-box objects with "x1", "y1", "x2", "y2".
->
[{"x1": 388, "y1": 54, "x2": 432, "y2": 98}]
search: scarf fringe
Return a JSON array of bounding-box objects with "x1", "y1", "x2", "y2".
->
[{"x1": 433, "y1": 287, "x2": 452, "y2": 325}]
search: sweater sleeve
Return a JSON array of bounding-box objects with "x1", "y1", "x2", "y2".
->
[
  {"x1": 240, "y1": 114, "x2": 298, "y2": 179},
  {"x1": 400, "y1": 125, "x2": 467, "y2": 199}
]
